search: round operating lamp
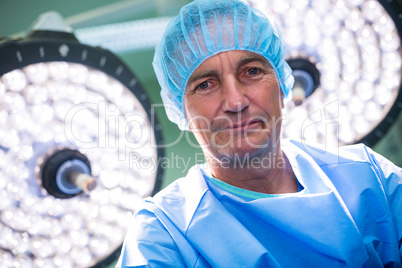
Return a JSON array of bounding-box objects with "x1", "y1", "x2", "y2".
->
[
  {"x1": 0, "y1": 12, "x2": 163, "y2": 267},
  {"x1": 247, "y1": 0, "x2": 402, "y2": 147}
]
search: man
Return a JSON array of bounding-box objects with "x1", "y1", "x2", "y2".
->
[{"x1": 117, "y1": 0, "x2": 402, "y2": 267}]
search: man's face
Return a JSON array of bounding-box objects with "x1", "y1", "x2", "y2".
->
[{"x1": 184, "y1": 50, "x2": 284, "y2": 161}]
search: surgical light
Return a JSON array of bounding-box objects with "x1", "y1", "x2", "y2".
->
[
  {"x1": 0, "y1": 12, "x2": 163, "y2": 267},
  {"x1": 247, "y1": 0, "x2": 402, "y2": 147}
]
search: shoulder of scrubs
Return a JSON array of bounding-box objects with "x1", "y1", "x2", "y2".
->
[
  {"x1": 359, "y1": 144, "x2": 402, "y2": 259},
  {"x1": 285, "y1": 139, "x2": 400, "y2": 170},
  {"x1": 116, "y1": 165, "x2": 210, "y2": 268},
  {"x1": 285, "y1": 139, "x2": 402, "y2": 257},
  {"x1": 150, "y1": 164, "x2": 210, "y2": 231},
  {"x1": 116, "y1": 208, "x2": 187, "y2": 268},
  {"x1": 285, "y1": 139, "x2": 402, "y2": 190},
  {"x1": 285, "y1": 139, "x2": 402, "y2": 207}
]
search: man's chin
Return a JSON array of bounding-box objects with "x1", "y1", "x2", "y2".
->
[{"x1": 216, "y1": 144, "x2": 269, "y2": 161}]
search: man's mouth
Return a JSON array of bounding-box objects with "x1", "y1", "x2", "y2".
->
[{"x1": 221, "y1": 119, "x2": 262, "y2": 131}]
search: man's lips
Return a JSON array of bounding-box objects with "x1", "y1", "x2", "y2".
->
[{"x1": 220, "y1": 119, "x2": 262, "y2": 131}]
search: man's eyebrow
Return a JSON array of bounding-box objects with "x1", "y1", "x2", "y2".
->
[
  {"x1": 237, "y1": 55, "x2": 272, "y2": 69},
  {"x1": 186, "y1": 70, "x2": 218, "y2": 88}
]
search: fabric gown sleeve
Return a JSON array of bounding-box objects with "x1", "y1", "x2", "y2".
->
[
  {"x1": 115, "y1": 208, "x2": 187, "y2": 268},
  {"x1": 365, "y1": 146, "x2": 402, "y2": 258}
]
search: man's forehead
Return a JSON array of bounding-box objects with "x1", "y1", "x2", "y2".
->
[{"x1": 205, "y1": 50, "x2": 269, "y2": 65}]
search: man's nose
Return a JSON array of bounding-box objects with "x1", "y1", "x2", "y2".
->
[{"x1": 222, "y1": 77, "x2": 249, "y2": 113}]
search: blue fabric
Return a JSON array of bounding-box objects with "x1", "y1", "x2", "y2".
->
[
  {"x1": 116, "y1": 140, "x2": 402, "y2": 267},
  {"x1": 152, "y1": 0, "x2": 294, "y2": 130}
]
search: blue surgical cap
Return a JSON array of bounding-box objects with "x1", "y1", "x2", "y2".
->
[{"x1": 153, "y1": 0, "x2": 294, "y2": 130}]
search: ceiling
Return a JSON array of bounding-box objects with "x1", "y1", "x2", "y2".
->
[{"x1": 0, "y1": 0, "x2": 190, "y2": 37}]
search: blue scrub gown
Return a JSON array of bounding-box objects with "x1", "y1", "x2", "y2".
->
[{"x1": 117, "y1": 140, "x2": 402, "y2": 267}]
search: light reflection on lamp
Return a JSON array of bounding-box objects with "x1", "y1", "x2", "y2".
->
[
  {"x1": 247, "y1": 0, "x2": 402, "y2": 147},
  {"x1": 0, "y1": 11, "x2": 163, "y2": 268}
]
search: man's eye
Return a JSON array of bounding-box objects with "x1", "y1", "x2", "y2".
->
[
  {"x1": 197, "y1": 81, "x2": 209, "y2": 90},
  {"x1": 247, "y1": 67, "x2": 259, "y2": 75}
]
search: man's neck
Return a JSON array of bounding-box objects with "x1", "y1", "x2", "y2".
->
[{"x1": 206, "y1": 146, "x2": 298, "y2": 195}]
